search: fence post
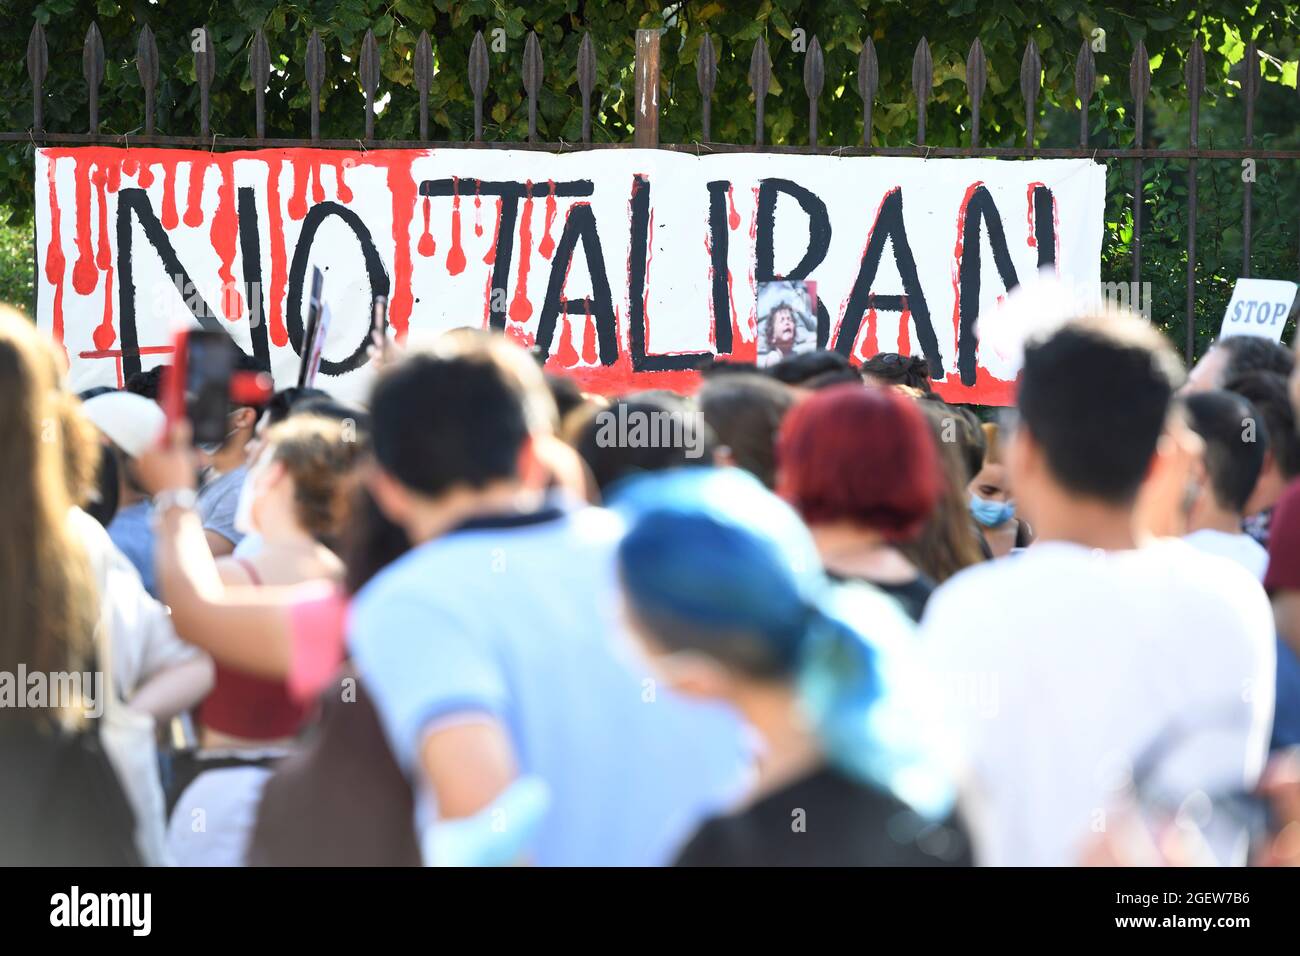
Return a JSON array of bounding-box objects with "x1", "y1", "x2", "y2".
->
[
  {"x1": 634, "y1": 29, "x2": 660, "y2": 148},
  {"x1": 1185, "y1": 42, "x2": 1205, "y2": 364}
]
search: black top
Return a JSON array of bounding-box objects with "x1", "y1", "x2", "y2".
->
[
  {"x1": 828, "y1": 571, "x2": 935, "y2": 623},
  {"x1": 674, "y1": 765, "x2": 972, "y2": 867}
]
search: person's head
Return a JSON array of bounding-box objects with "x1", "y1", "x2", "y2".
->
[
  {"x1": 571, "y1": 394, "x2": 716, "y2": 497},
  {"x1": 1185, "y1": 336, "x2": 1294, "y2": 394},
  {"x1": 1224, "y1": 370, "x2": 1300, "y2": 516},
  {"x1": 766, "y1": 349, "x2": 850, "y2": 387},
  {"x1": 860, "y1": 352, "x2": 933, "y2": 393},
  {"x1": 777, "y1": 384, "x2": 940, "y2": 541},
  {"x1": 1179, "y1": 390, "x2": 1267, "y2": 524},
  {"x1": 544, "y1": 373, "x2": 587, "y2": 423},
  {"x1": 240, "y1": 415, "x2": 365, "y2": 549},
  {"x1": 767, "y1": 305, "x2": 797, "y2": 352},
  {"x1": 697, "y1": 374, "x2": 795, "y2": 488},
  {"x1": 259, "y1": 387, "x2": 332, "y2": 431},
  {"x1": 1012, "y1": 313, "x2": 1185, "y2": 522},
  {"x1": 123, "y1": 365, "x2": 164, "y2": 402},
  {"x1": 367, "y1": 330, "x2": 556, "y2": 537},
  {"x1": 0, "y1": 306, "x2": 97, "y2": 694},
  {"x1": 81, "y1": 390, "x2": 167, "y2": 514},
  {"x1": 901, "y1": 402, "x2": 989, "y2": 581},
  {"x1": 967, "y1": 423, "x2": 1016, "y2": 529},
  {"x1": 197, "y1": 350, "x2": 268, "y2": 461},
  {"x1": 612, "y1": 467, "x2": 956, "y2": 822}
]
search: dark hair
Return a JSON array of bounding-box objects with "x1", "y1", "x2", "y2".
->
[
  {"x1": 804, "y1": 367, "x2": 865, "y2": 390},
  {"x1": 370, "y1": 336, "x2": 547, "y2": 497},
  {"x1": 698, "y1": 374, "x2": 795, "y2": 488},
  {"x1": 777, "y1": 384, "x2": 940, "y2": 540},
  {"x1": 123, "y1": 366, "x2": 163, "y2": 401},
  {"x1": 261, "y1": 387, "x2": 331, "y2": 428},
  {"x1": 767, "y1": 349, "x2": 850, "y2": 386},
  {"x1": 544, "y1": 373, "x2": 587, "y2": 423},
  {"x1": 84, "y1": 443, "x2": 120, "y2": 527},
  {"x1": 1216, "y1": 336, "x2": 1294, "y2": 383},
  {"x1": 1018, "y1": 316, "x2": 1184, "y2": 504},
  {"x1": 700, "y1": 359, "x2": 760, "y2": 379},
  {"x1": 1181, "y1": 390, "x2": 1268, "y2": 515},
  {"x1": 861, "y1": 353, "x2": 933, "y2": 392},
  {"x1": 1223, "y1": 370, "x2": 1300, "y2": 480},
  {"x1": 572, "y1": 395, "x2": 716, "y2": 495},
  {"x1": 341, "y1": 486, "x2": 411, "y2": 596}
]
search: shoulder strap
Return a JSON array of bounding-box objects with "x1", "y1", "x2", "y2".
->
[{"x1": 235, "y1": 557, "x2": 264, "y2": 586}]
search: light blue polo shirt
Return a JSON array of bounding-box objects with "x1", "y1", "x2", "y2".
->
[{"x1": 348, "y1": 503, "x2": 751, "y2": 866}]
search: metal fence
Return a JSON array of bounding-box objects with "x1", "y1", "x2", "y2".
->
[{"x1": 7, "y1": 21, "x2": 1300, "y2": 364}]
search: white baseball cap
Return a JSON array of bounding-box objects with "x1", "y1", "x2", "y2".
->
[{"x1": 81, "y1": 391, "x2": 165, "y2": 458}]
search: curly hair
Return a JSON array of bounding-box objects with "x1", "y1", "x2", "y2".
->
[{"x1": 263, "y1": 415, "x2": 365, "y2": 545}]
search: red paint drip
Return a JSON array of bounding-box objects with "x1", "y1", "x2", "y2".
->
[
  {"x1": 122, "y1": 158, "x2": 138, "y2": 178},
  {"x1": 93, "y1": 259, "x2": 115, "y2": 351},
  {"x1": 1025, "y1": 182, "x2": 1043, "y2": 248},
  {"x1": 183, "y1": 159, "x2": 207, "y2": 228},
  {"x1": 105, "y1": 162, "x2": 120, "y2": 194},
  {"x1": 93, "y1": 167, "x2": 110, "y2": 270},
  {"x1": 137, "y1": 162, "x2": 154, "y2": 188},
  {"x1": 288, "y1": 161, "x2": 310, "y2": 220},
  {"x1": 44, "y1": 161, "x2": 66, "y2": 347},
  {"x1": 418, "y1": 197, "x2": 437, "y2": 257},
  {"x1": 335, "y1": 159, "x2": 353, "y2": 203},
  {"x1": 473, "y1": 184, "x2": 483, "y2": 237},
  {"x1": 71, "y1": 157, "x2": 97, "y2": 295},
  {"x1": 483, "y1": 197, "x2": 504, "y2": 265},
  {"x1": 311, "y1": 161, "x2": 325, "y2": 204},
  {"x1": 898, "y1": 307, "x2": 911, "y2": 354},
  {"x1": 161, "y1": 161, "x2": 179, "y2": 230},
  {"x1": 384, "y1": 154, "x2": 418, "y2": 341},
  {"x1": 581, "y1": 301, "x2": 598, "y2": 365},
  {"x1": 555, "y1": 315, "x2": 580, "y2": 367},
  {"x1": 855, "y1": 307, "x2": 879, "y2": 361},
  {"x1": 539, "y1": 180, "x2": 557, "y2": 259},
  {"x1": 509, "y1": 185, "x2": 535, "y2": 324},
  {"x1": 446, "y1": 180, "x2": 466, "y2": 275},
  {"x1": 265, "y1": 159, "x2": 288, "y2": 347},
  {"x1": 211, "y1": 159, "x2": 243, "y2": 321},
  {"x1": 726, "y1": 184, "x2": 741, "y2": 230},
  {"x1": 261, "y1": 160, "x2": 287, "y2": 348}
]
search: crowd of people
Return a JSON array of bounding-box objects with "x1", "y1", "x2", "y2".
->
[{"x1": 1, "y1": 299, "x2": 1299, "y2": 867}]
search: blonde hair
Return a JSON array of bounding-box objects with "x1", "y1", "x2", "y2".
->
[
  {"x1": 0, "y1": 307, "x2": 98, "y2": 697},
  {"x1": 981, "y1": 423, "x2": 1003, "y2": 466}
]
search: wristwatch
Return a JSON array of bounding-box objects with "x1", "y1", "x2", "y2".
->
[{"x1": 152, "y1": 487, "x2": 198, "y2": 519}]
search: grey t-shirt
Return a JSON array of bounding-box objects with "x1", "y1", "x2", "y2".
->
[{"x1": 197, "y1": 465, "x2": 247, "y2": 548}]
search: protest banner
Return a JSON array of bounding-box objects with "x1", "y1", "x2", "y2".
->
[{"x1": 35, "y1": 147, "x2": 1104, "y2": 405}]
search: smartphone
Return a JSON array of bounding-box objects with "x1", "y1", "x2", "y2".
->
[
  {"x1": 162, "y1": 329, "x2": 274, "y2": 447},
  {"x1": 298, "y1": 266, "x2": 325, "y2": 387}
]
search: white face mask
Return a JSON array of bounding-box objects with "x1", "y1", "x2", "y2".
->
[{"x1": 234, "y1": 451, "x2": 273, "y2": 536}]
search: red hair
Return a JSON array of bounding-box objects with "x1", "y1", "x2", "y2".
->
[{"x1": 776, "y1": 384, "x2": 941, "y2": 539}]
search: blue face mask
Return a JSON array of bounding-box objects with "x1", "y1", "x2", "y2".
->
[{"x1": 970, "y1": 492, "x2": 1015, "y2": 528}]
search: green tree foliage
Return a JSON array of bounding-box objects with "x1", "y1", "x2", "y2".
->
[{"x1": 0, "y1": 0, "x2": 1296, "y2": 357}]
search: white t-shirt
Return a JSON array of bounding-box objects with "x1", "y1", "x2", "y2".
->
[
  {"x1": 1184, "y1": 528, "x2": 1269, "y2": 582},
  {"x1": 920, "y1": 539, "x2": 1275, "y2": 866}
]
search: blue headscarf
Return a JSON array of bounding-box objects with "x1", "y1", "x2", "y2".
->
[{"x1": 611, "y1": 467, "x2": 957, "y2": 821}]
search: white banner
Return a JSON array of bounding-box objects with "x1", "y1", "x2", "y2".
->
[{"x1": 35, "y1": 147, "x2": 1104, "y2": 404}]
